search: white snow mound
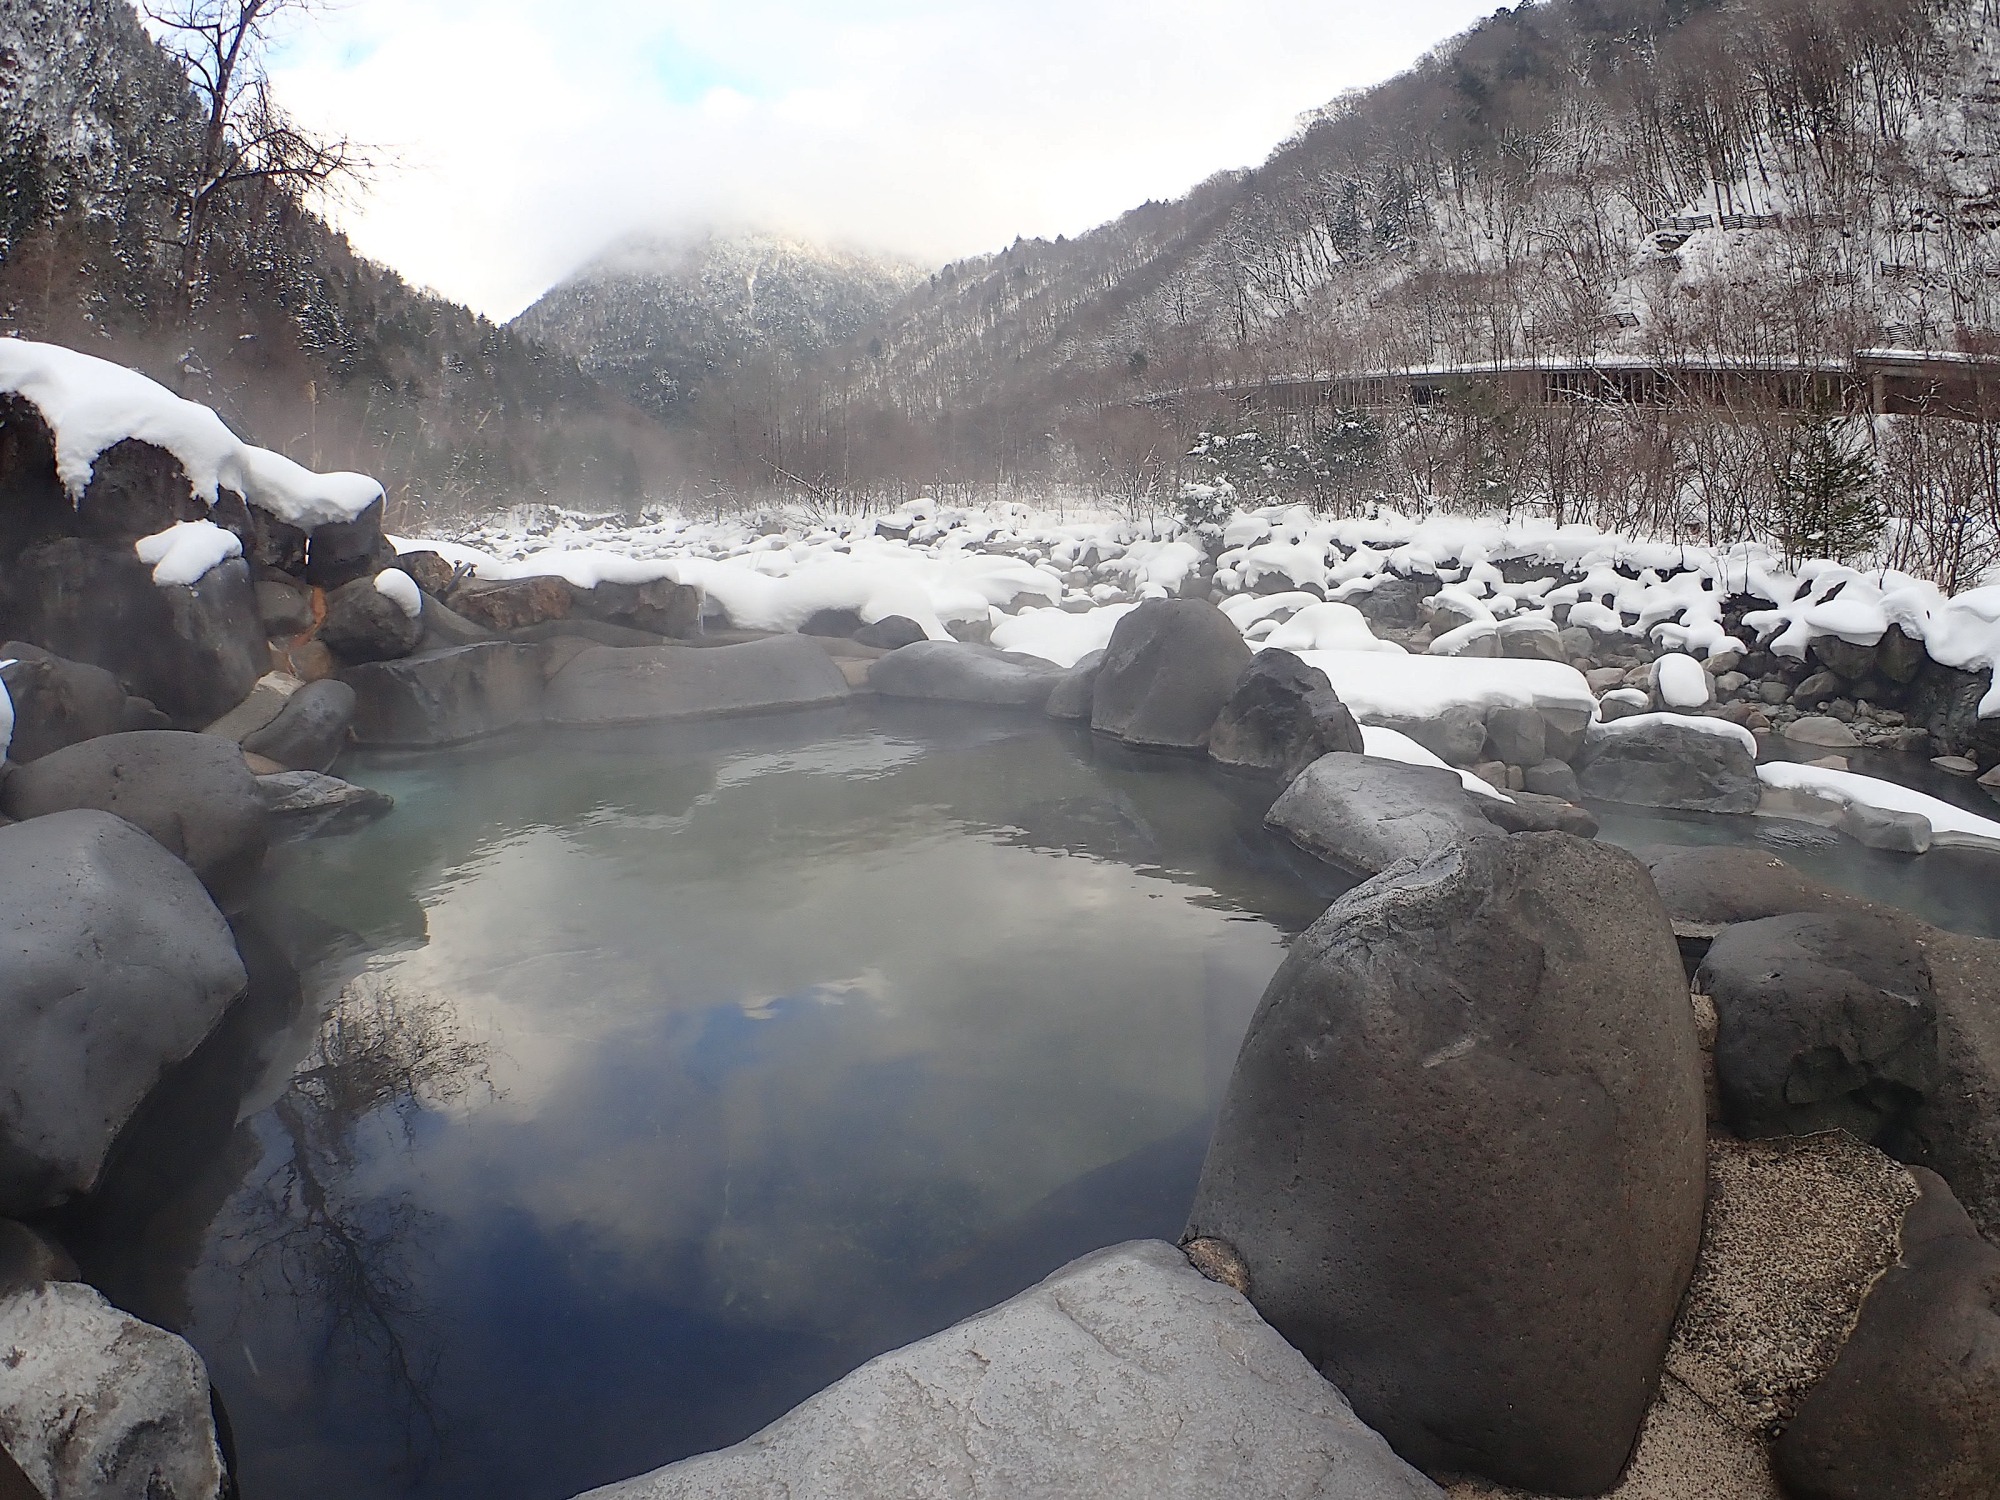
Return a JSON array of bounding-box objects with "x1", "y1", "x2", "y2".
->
[{"x1": 134, "y1": 520, "x2": 241, "y2": 587}]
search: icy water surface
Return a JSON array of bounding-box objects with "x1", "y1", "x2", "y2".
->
[{"x1": 95, "y1": 706, "x2": 1345, "y2": 1500}]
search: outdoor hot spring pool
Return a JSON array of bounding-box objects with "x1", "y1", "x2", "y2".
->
[{"x1": 81, "y1": 705, "x2": 2000, "y2": 1500}]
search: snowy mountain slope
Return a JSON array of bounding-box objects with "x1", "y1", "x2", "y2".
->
[{"x1": 512, "y1": 230, "x2": 924, "y2": 417}]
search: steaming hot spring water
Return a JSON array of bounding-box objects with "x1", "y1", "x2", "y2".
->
[{"x1": 80, "y1": 703, "x2": 2000, "y2": 1500}]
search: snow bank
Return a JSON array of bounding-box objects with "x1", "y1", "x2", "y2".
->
[
  {"x1": 1293, "y1": 650, "x2": 1595, "y2": 724},
  {"x1": 133, "y1": 520, "x2": 241, "y2": 587},
  {"x1": 990, "y1": 604, "x2": 1135, "y2": 667},
  {"x1": 1360, "y1": 724, "x2": 1513, "y2": 803},
  {"x1": 374, "y1": 568, "x2": 423, "y2": 620},
  {"x1": 0, "y1": 339, "x2": 382, "y2": 527},
  {"x1": 1258, "y1": 602, "x2": 1404, "y2": 655},
  {"x1": 1759, "y1": 761, "x2": 2000, "y2": 845}
]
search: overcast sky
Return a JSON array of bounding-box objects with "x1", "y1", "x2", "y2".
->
[{"x1": 264, "y1": 0, "x2": 1500, "y2": 321}]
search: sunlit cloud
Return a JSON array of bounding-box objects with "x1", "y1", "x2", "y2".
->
[{"x1": 262, "y1": 0, "x2": 1502, "y2": 319}]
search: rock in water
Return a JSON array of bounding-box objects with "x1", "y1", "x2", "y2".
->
[
  {"x1": 1208, "y1": 650, "x2": 1363, "y2": 780},
  {"x1": 1697, "y1": 911, "x2": 1937, "y2": 1148},
  {"x1": 577, "y1": 1241, "x2": 1443, "y2": 1500},
  {"x1": 867, "y1": 640, "x2": 1068, "y2": 709},
  {"x1": 1091, "y1": 598, "x2": 1252, "y2": 750},
  {"x1": 1185, "y1": 834, "x2": 1706, "y2": 1493},
  {"x1": 1265, "y1": 753, "x2": 1500, "y2": 879},
  {"x1": 0, "y1": 811, "x2": 245, "y2": 1214},
  {"x1": 1575, "y1": 716, "x2": 1761, "y2": 814},
  {"x1": 0, "y1": 730, "x2": 268, "y2": 907},
  {"x1": 1774, "y1": 1170, "x2": 2000, "y2": 1500},
  {"x1": 343, "y1": 642, "x2": 546, "y2": 746},
  {"x1": 0, "y1": 1282, "x2": 225, "y2": 1500}
]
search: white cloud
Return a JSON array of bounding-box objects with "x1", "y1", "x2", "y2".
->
[{"x1": 266, "y1": 0, "x2": 1501, "y2": 319}]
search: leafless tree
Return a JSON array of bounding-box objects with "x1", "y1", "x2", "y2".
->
[{"x1": 144, "y1": 0, "x2": 367, "y2": 311}]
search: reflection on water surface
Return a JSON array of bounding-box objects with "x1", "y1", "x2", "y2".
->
[{"x1": 122, "y1": 706, "x2": 1341, "y2": 1500}]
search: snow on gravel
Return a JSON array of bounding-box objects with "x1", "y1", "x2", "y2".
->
[{"x1": 399, "y1": 494, "x2": 2000, "y2": 722}]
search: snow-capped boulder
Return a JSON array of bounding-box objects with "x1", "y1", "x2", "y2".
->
[
  {"x1": 318, "y1": 573, "x2": 425, "y2": 665},
  {"x1": 544, "y1": 635, "x2": 849, "y2": 728},
  {"x1": 1, "y1": 538, "x2": 265, "y2": 725},
  {"x1": 0, "y1": 731, "x2": 268, "y2": 909},
  {"x1": 0, "y1": 811, "x2": 245, "y2": 1214},
  {"x1": 1575, "y1": 713, "x2": 1761, "y2": 814},
  {"x1": 1697, "y1": 910, "x2": 1938, "y2": 1147},
  {"x1": 343, "y1": 641, "x2": 546, "y2": 747},
  {"x1": 298, "y1": 496, "x2": 396, "y2": 589},
  {"x1": 1775, "y1": 1170, "x2": 2000, "y2": 1500},
  {"x1": 1091, "y1": 598, "x2": 1252, "y2": 751},
  {"x1": 1185, "y1": 834, "x2": 1705, "y2": 1494},
  {"x1": 0, "y1": 1281, "x2": 226, "y2": 1500},
  {"x1": 868, "y1": 640, "x2": 1068, "y2": 709},
  {"x1": 1207, "y1": 651, "x2": 1363, "y2": 781},
  {"x1": 1265, "y1": 754, "x2": 1500, "y2": 879},
  {"x1": 0, "y1": 643, "x2": 160, "y2": 762},
  {"x1": 239, "y1": 678, "x2": 357, "y2": 773},
  {"x1": 577, "y1": 1240, "x2": 1442, "y2": 1500}
]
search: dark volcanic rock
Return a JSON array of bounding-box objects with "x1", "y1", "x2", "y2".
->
[
  {"x1": 1185, "y1": 834, "x2": 1705, "y2": 1494},
  {"x1": 1811, "y1": 635, "x2": 1880, "y2": 683},
  {"x1": 868, "y1": 641, "x2": 1067, "y2": 709},
  {"x1": 2, "y1": 539, "x2": 265, "y2": 725},
  {"x1": 1207, "y1": 650, "x2": 1363, "y2": 781},
  {"x1": 1265, "y1": 752, "x2": 1500, "y2": 879},
  {"x1": 544, "y1": 636, "x2": 850, "y2": 726},
  {"x1": 394, "y1": 550, "x2": 458, "y2": 596},
  {"x1": 239, "y1": 679, "x2": 356, "y2": 772},
  {"x1": 1575, "y1": 717, "x2": 1760, "y2": 813},
  {"x1": 1917, "y1": 930, "x2": 2000, "y2": 1238},
  {"x1": 800, "y1": 607, "x2": 866, "y2": 639},
  {"x1": 300, "y1": 496, "x2": 396, "y2": 589},
  {"x1": 319, "y1": 574, "x2": 424, "y2": 664},
  {"x1": 1091, "y1": 598, "x2": 1254, "y2": 751},
  {"x1": 70, "y1": 438, "x2": 206, "y2": 544},
  {"x1": 0, "y1": 810, "x2": 246, "y2": 1213},
  {"x1": 1698, "y1": 911, "x2": 1937, "y2": 1148},
  {"x1": 0, "y1": 731, "x2": 269, "y2": 907},
  {"x1": 1774, "y1": 1170, "x2": 2000, "y2": 1500},
  {"x1": 0, "y1": 644, "x2": 131, "y2": 762},
  {"x1": 253, "y1": 579, "x2": 314, "y2": 639},
  {"x1": 343, "y1": 642, "x2": 546, "y2": 747},
  {"x1": 852, "y1": 615, "x2": 928, "y2": 651},
  {"x1": 1909, "y1": 657, "x2": 2000, "y2": 765},
  {"x1": 1877, "y1": 624, "x2": 1930, "y2": 685}
]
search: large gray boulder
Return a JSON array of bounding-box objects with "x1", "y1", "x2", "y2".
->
[
  {"x1": 0, "y1": 1282, "x2": 225, "y2": 1500},
  {"x1": 343, "y1": 641, "x2": 545, "y2": 746},
  {"x1": 1091, "y1": 598, "x2": 1252, "y2": 750},
  {"x1": 1, "y1": 539, "x2": 265, "y2": 725},
  {"x1": 1697, "y1": 910, "x2": 1937, "y2": 1148},
  {"x1": 868, "y1": 640, "x2": 1068, "y2": 709},
  {"x1": 1575, "y1": 714, "x2": 1761, "y2": 813},
  {"x1": 1637, "y1": 845, "x2": 1871, "y2": 940},
  {"x1": 1042, "y1": 652, "x2": 1104, "y2": 723},
  {"x1": 1185, "y1": 834, "x2": 1706, "y2": 1494},
  {"x1": 1917, "y1": 929, "x2": 2000, "y2": 1239},
  {"x1": 545, "y1": 636, "x2": 850, "y2": 726},
  {"x1": 1208, "y1": 650, "x2": 1363, "y2": 781},
  {"x1": 1265, "y1": 753, "x2": 1500, "y2": 879},
  {"x1": 240, "y1": 678, "x2": 356, "y2": 772},
  {"x1": 1774, "y1": 1170, "x2": 2000, "y2": 1500},
  {"x1": 577, "y1": 1240, "x2": 1442, "y2": 1500},
  {"x1": 0, "y1": 731, "x2": 268, "y2": 906},
  {"x1": 0, "y1": 811, "x2": 246, "y2": 1213}
]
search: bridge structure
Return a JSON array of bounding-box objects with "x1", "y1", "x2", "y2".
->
[{"x1": 1150, "y1": 350, "x2": 2000, "y2": 423}]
